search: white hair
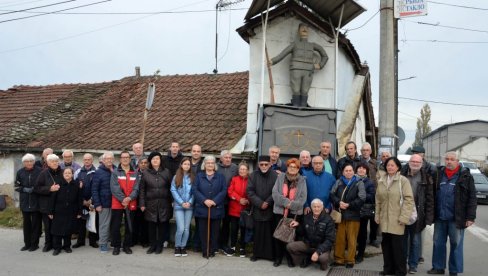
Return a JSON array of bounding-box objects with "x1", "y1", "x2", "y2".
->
[
  {"x1": 311, "y1": 198, "x2": 324, "y2": 207},
  {"x1": 300, "y1": 150, "x2": 311, "y2": 157},
  {"x1": 46, "y1": 154, "x2": 59, "y2": 162},
  {"x1": 201, "y1": 155, "x2": 218, "y2": 171},
  {"x1": 445, "y1": 151, "x2": 459, "y2": 160},
  {"x1": 103, "y1": 151, "x2": 114, "y2": 159},
  {"x1": 22, "y1": 153, "x2": 36, "y2": 162},
  {"x1": 361, "y1": 142, "x2": 372, "y2": 150},
  {"x1": 62, "y1": 149, "x2": 74, "y2": 157},
  {"x1": 220, "y1": 150, "x2": 231, "y2": 157}
]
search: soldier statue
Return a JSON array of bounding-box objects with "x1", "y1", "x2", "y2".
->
[{"x1": 270, "y1": 24, "x2": 328, "y2": 107}]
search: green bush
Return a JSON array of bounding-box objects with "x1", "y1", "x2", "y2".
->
[{"x1": 0, "y1": 196, "x2": 22, "y2": 228}]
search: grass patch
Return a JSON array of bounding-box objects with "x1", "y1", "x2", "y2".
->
[{"x1": 0, "y1": 196, "x2": 22, "y2": 228}]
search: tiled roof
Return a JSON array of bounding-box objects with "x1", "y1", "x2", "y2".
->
[{"x1": 0, "y1": 72, "x2": 249, "y2": 153}]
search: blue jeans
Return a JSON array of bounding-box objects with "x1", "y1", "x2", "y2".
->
[
  {"x1": 174, "y1": 208, "x2": 193, "y2": 248},
  {"x1": 404, "y1": 225, "x2": 420, "y2": 269},
  {"x1": 432, "y1": 220, "x2": 465, "y2": 273}
]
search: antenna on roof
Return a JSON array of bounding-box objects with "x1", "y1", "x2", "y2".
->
[{"x1": 213, "y1": 0, "x2": 245, "y2": 74}]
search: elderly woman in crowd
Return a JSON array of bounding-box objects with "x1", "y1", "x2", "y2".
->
[
  {"x1": 376, "y1": 157, "x2": 414, "y2": 276},
  {"x1": 227, "y1": 161, "x2": 250, "y2": 257},
  {"x1": 287, "y1": 198, "x2": 336, "y2": 271},
  {"x1": 170, "y1": 157, "x2": 195, "y2": 257},
  {"x1": 48, "y1": 167, "x2": 82, "y2": 255},
  {"x1": 272, "y1": 158, "x2": 307, "y2": 267},
  {"x1": 34, "y1": 153, "x2": 62, "y2": 253},
  {"x1": 355, "y1": 162, "x2": 376, "y2": 263},
  {"x1": 139, "y1": 151, "x2": 172, "y2": 254},
  {"x1": 192, "y1": 155, "x2": 227, "y2": 258},
  {"x1": 15, "y1": 153, "x2": 42, "y2": 251},
  {"x1": 330, "y1": 163, "x2": 366, "y2": 268}
]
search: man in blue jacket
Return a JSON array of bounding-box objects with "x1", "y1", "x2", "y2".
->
[
  {"x1": 302, "y1": 156, "x2": 336, "y2": 214},
  {"x1": 91, "y1": 152, "x2": 115, "y2": 253}
]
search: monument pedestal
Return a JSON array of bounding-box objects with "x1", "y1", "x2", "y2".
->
[{"x1": 260, "y1": 105, "x2": 337, "y2": 157}]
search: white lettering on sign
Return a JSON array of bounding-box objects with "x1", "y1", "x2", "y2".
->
[{"x1": 394, "y1": 0, "x2": 428, "y2": 18}]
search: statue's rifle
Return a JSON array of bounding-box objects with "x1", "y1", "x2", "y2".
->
[{"x1": 265, "y1": 44, "x2": 275, "y2": 104}]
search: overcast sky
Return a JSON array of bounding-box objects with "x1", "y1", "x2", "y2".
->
[{"x1": 1, "y1": 0, "x2": 486, "y2": 153}]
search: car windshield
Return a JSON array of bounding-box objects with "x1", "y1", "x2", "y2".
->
[
  {"x1": 462, "y1": 162, "x2": 477, "y2": 169},
  {"x1": 473, "y1": 174, "x2": 488, "y2": 185}
]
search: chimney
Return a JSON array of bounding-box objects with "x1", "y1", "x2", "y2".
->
[{"x1": 135, "y1": 66, "x2": 141, "y2": 78}]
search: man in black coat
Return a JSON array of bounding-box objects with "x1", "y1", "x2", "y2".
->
[
  {"x1": 428, "y1": 152, "x2": 477, "y2": 276},
  {"x1": 336, "y1": 141, "x2": 362, "y2": 179},
  {"x1": 246, "y1": 155, "x2": 278, "y2": 262},
  {"x1": 401, "y1": 154, "x2": 434, "y2": 274},
  {"x1": 287, "y1": 198, "x2": 335, "y2": 271}
]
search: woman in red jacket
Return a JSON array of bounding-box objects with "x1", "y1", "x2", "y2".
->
[{"x1": 227, "y1": 161, "x2": 250, "y2": 257}]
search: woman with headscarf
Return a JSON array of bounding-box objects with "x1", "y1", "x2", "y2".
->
[
  {"x1": 272, "y1": 158, "x2": 307, "y2": 267},
  {"x1": 330, "y1": 163, "x2": 366, "y2": 268}
]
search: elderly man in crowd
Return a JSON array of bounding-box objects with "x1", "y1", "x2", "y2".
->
[
  {"x1": 130, "y1": 143, "x2": 144, "y2": 169},
  {"x1": 376, "y1": 150, "x2": 392, "y2": 180},
  {"x1": 73, "y1": 153, "x2": 98, "y2": 248},
  {"x1": 359, "y1": 142, "x2": 377, "y2": 183},
  {"x1": 91, "y1": 152, "x2": 116, "y2": 253},
  {"x1": 302, "y1": 156, "x2": 335, "y2": 215},
  {"x1": 217, "y1": 150, "x2": 238, "y2": 256},
  {"x1": 15, "y1": 153, "x2": 42, "y2": 251},
  {"x1": 287, "y1": 198, "x2": 336, "y2": 271},
  {"x1": 299, "y1": 150, "x2": 313, "y2": 174},
  {"x1": 401, "y1": 154, "x2": 434, "y2": 274},
  {"x1": 428, "y1": 152, "x2": 477, "y2": 276},
  {"x1": 60, "y1": 150, "x2": 81, "y2": 172},
  {"x1": 318, "y1": 141, "x2": 337, "y2": 177},
  {"x1": 269, "y1": 146, "x2": 286, "y2": 174},
  {"x1": 35, "y1": 148, "x2": 53, "y2": 169}
]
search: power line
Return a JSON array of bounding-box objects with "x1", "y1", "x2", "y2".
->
[
  {"x1": 0, "y1": 0, "x2": 47, "y2": 9},
  {"x1": 399, "y1": 96, "x2": 488, "y2": 108},
  {"x1": 0, "y1": 0, "x2": 111, "y2": 24},
  {"x1": 0, "y1": 0, "x2": 75, "y2": 16},
  {"x1": 343, "y1": 9, "x2": 380, "y2": 33},
  {"x1": 427, "y1": 1, "x2": 488, "y2": 11},
  {"x1": 0, "y1": 0, "x2": 219, "y2": 54},
  {"x1": 0, "y1": 7, "x2": 248, "y2": 15},
  {"x1": 403, "y1": 20, "x2": 488, "y2": 34},
  {"x1": 401, "y1": 39, "x2": 488, "y2": 44}
]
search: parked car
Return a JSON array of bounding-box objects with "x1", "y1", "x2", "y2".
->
[
  {"x1": 473, "y1": 173, "x2": 488, "y2": 204},
  {"x1": 460, "y1": 161, "x2": 481, "y2": 174}
]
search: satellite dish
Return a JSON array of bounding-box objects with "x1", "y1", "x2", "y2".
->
[{"x1": 397, "y1": 126, "x2": 406, "y2": 147}]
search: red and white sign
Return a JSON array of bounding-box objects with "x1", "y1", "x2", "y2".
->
[{"x1": 394, "y1": 0, "x2": 428, "y2": 18}]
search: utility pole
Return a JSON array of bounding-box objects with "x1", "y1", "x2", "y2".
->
[{"x1": 378, "y1": 0, "x2": 397, "y2": 156}]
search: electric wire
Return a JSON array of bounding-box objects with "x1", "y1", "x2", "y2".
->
[
  {"x1": 0, "y1": 0, "x2": 111, "y2": 24},
  {"x1": 399, "y1": 97, "x2": 488, "y2": 108},
  {"x1": 0, "y1": 0, "x2": 75, "y2": 16},
  {"x1": 427, "y1": 1, "x2": 488, "y2": 11}
]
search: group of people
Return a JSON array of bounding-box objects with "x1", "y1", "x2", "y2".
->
[{"x1": 15, "y1": 141, "x2": 477, "y2": 276}]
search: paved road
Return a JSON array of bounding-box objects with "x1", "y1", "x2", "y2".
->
[{"x1": 1, "y1": 205, "x2": 486, "y2": 276}]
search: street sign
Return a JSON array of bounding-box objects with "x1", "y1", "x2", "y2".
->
[{"x1": 394, "y1": 0, "x2": 428, "y2": 18}]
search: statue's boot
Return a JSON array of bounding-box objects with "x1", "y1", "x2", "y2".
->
[
  {"x1": 300, "y1": 95, "x2": 308, "y2": 107},
  {"x1": 291, "y1": 95, "x2": 300, "y2": 107}
]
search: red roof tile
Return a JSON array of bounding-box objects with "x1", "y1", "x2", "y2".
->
[{"x1": 0, "y1": 72, "x2": 249, "y2": 153}]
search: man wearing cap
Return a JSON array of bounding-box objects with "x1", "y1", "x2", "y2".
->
[{"x1": 247, "y1": 155, "x2": 278, "y2": 262}]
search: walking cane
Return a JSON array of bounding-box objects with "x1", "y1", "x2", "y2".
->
[{"x1": 207, "y1": 206, "x2": 211, "y2": 259}]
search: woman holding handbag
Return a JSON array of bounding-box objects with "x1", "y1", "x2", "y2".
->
[
  {"x1": 227, "y1": 161, "x2": 250, "y2": 257},
  {"x1": 330, "y1": 163, "x2": 366, "y2": 268},
  {"x1": 271, "y1": 158, "x2": 307, "y2": 267}
]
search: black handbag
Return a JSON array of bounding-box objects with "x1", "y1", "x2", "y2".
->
[
  {"x1": 239, "y1": 207, "x2": 253, "y2": 229},
  {"x1": 360, "y1": 203, "x2": 375, "y2": 218}
]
